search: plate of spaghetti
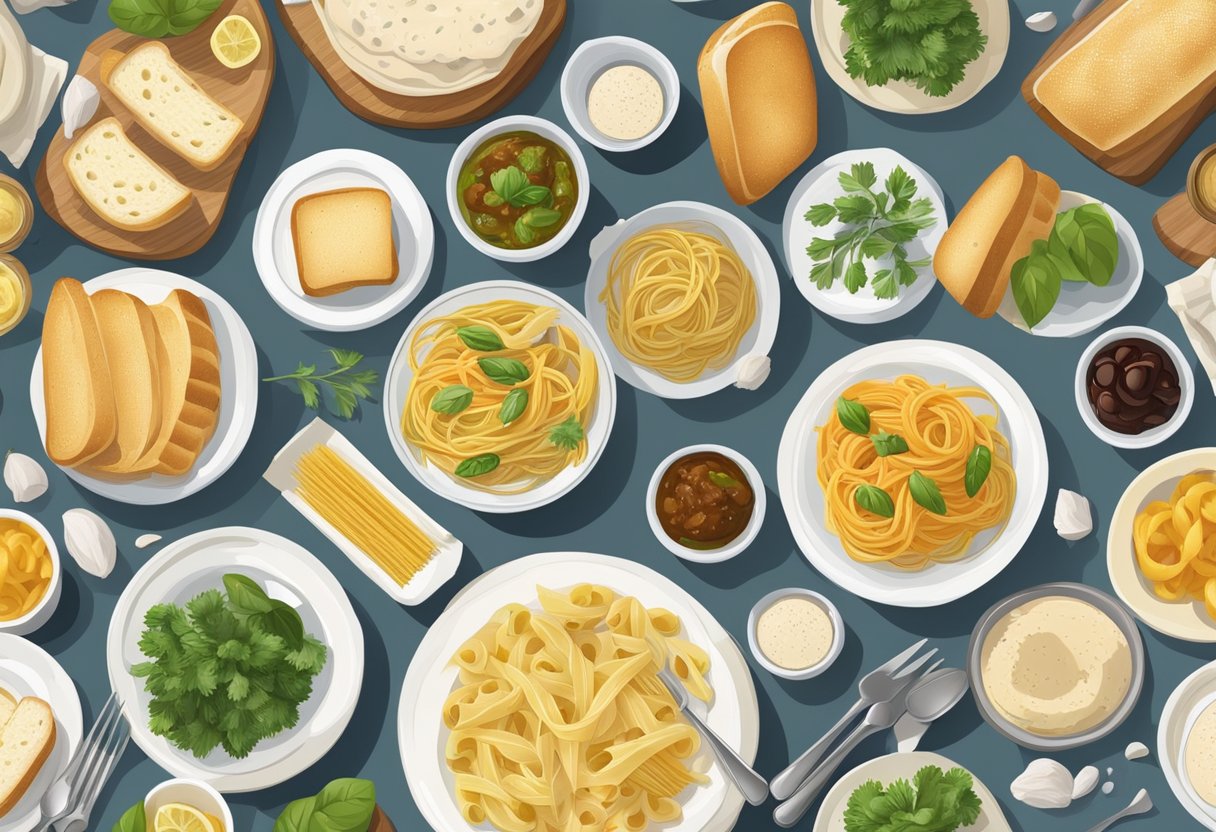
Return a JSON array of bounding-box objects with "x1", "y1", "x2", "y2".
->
[
  {"x1": 777, "y1": 340, "x2": 1048, "y2": 607},
  {"x1": 584, "y1": 202, "x2": 780, "y2": 399},
  {"x1": 385, "y1": 281, "x2": 616, "y2": 513},
  {"x1": 397, "y1": 551, "x2": 759, "y2": 832}
]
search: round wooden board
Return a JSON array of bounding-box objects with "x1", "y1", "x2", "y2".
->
[
  {"x1": 276, "y1": 0, "x2": 566, "y2": 129},
  {"x1": 369, "y1": 806, "x2": 395, "y2": 832},
  {"x1": 1154, "y1": 191, "x2": 1216, "y2": 267}
]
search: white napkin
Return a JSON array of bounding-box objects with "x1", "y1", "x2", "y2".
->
[
  {"x1": 1166, "y1": 259, "x2": 1216, "y2": 395},
  {"x1": 9, "y1": 0, "x2": 72, "y2": 13},
  {"x1": 0, "y1": 45, "x2": 66, "y2": 167}
]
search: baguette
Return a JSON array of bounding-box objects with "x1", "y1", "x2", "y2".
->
[
  {"x1": 697, "y1": 2, "x2": 818, "y2": 205},
  {"x1": 0, "y1": 698, "x2": 55, "y2": 817}
]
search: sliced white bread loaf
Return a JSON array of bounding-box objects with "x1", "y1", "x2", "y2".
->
[
  {"x1": 291, "y1": 187, "x2": 399, "y2": 297},
  {"x1": 0, "y1": 688, "x2": 15, "y2": 729},
  {"x1": 0, "y1": 697, "x2": 55, "y2": 817},
  {"x1": 64, "y1": 117, "x2": 191, "y2": 232},
  {"x1": 102, "y1": 43, "x2": 244, "y2": 171}
]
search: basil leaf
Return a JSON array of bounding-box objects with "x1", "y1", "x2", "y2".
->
[
  {"x1": 707, "y1": 471, "x2": 741, "y2": 488},
  {"x1": 965, "y1": 445, "x2": 992, "y2": 498},
  {"x1": 835, "y1": 397, "x2": 871, "y2": 435},
  {"x1": 478, "y1": 357, "x2": 530, "y2": 385},
  {"x1": 499, "y1": 388, "x2": 528, "y2": 425},
  {"x1": 521, "y1": 206, "x2": 563, "y2": 228},
  {"x1": 909, "y1": 471, "x2": 947, "y2": 516},
  {"x1": 1010, "y1": 240, "x2": 1061, "y2": 329},
  {"x1": 1051, "y1": 204, "x2": 1119, "y2": 287},
  {"x1": 109, "y1": 0, "x2": 222, "y2": 37},
  {"x1": 251, "y1": 603, "x2": 305, "y2": 651},
  {"x1": 456, "y1": 453, "x2": 500, "y2": 478},
  {"x1": 273, "y1": 795, "x2": 316, "y2": 832},
  {"x1": 871, "y1": 431, "x2": 909, "y2": 457},
  {"x1": 313, "y1": 778, "x2": 377, "y2": 832},
  {"x1": 431, "y1": 384, "x2": 474, "y2": 414},
  {"x1": 489, "y1": 166, "x2": 527, "y2": 203},
  {"x1": 456, "y1": 325, "x2": 505, "y2": 351},
  {"x1": 514, "y1": 218, "x2": 537, "y2": 245},
  {"x1": 113, "y1": 801, "x2": 146, "y2": 832},
  {"x1": 509, "y1": 185, "x2": 552, "y2": 208},
  {"x1": 854, "y1": 484, "x2": 895, "y2": 518},
  {"x1": 223, "y1": 574, "x2": 273, "y2": 614}
]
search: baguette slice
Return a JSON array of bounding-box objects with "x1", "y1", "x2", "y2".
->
[
  {"x1": 130, "y1": 290, "x2": 222, "y2": 477},
  {"x1": 80, "y1": 290, "x2": 163, "y2": 476},
  {"x1": 933, "y1": 156, "x2": 1061, "y2": 319},
  {"x1": 101, "y1": 43, "x2": 244, "y2": 171},
  {"x1": 42, "y1": 278, "x2": 117, "y2": 467},
  {"x1": 0, "y1": 697, "x2": 55, "y2": 817},
  {"x1": 64, "y1": 117, "x2": 192, "y2": 232},
  {"x1": 697, "y1": 1, "x2": 817, "y2": 205},
  {"x1": 291, "y1": 187, "x2": 399, "y2": 297},
  {"x1": 0, "y1": 688, "x2": 15, "y2": 730}
]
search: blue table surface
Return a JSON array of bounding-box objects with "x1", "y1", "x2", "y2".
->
[{"x1": 5, "y1": 0, "x2": 1215, "y2": 828}]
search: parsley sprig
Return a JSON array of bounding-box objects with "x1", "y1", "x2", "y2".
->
[
  {"x1": 844, "y1": 765, "x2": 981, "y2": 832},
  {"x1": 264, "y1": 348, "x2": 378, "y2": 419}
]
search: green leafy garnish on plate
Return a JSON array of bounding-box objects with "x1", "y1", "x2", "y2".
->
[
  {"x1": 431, "y1": 384, "x2": 474, "y2": 414},
  {"x1": 836, "y1": 396, "x2": 872, "y2": 435},
  {"x1": 478, "y1": 357, "x2": 531, "y2": 386},
  {"x1": 909, "y1": 471, "x2": 947, "y2": 516},
  {"x1": 871, "y1": 431, "x2": 909, "y2": 457},
  {"x1": 456, "y1": 453, "x2": 500, "y2": 478},
  {"x1": 854, "y1": 484, "x2": 895, "y2": 518},
  {"x1": 264, "y1": 348, "x2": 378, "y2": 420},
  {"x1": 548, "y1": 416, "x2": 584, "y2": 451},
  {"x1": 274, "y1": 778, "x2": 377, "y2": 832},
  {"x1": 489, "y1": 166, "x2": 552, "y2": 209},
  {"x1": 844, "y1": 765, "x2": 982, "y2": 832},
  {"x1": 456, "y1": 325, "x2": 505, "y2": 352},
  {"x1": 964, "y1": 445, "x2": 992, "y2": 498},
  {"x1": 499, "y1": 388, "x2": 529, "y2": 425}
]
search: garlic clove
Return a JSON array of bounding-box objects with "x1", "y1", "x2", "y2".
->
[
  {"x1": 1026, "y1": 11, "x2": 1058, "y2": 32},
  {"x1": 1102, "y1": 781, "x2": 1115, "y2": 795},
  {"x1": 1072, "y1": 765, "x2": 1099, "y2": 799},
  {"x1": 4, "y1": 451, "x2": 48, "y2": 503},
  {"x1": 1011, "y1": 758, "x2": 1074, "y2": 809},
  {"x1": 735, "y1": 355, "x2": 771, "y2": 390},
  {"x1": 61, "y1": 75, "x2": 100, "y2": 141},
  {"x1": 135, "y1": 533, "x2": 161, "y2": 549},
  {"x1": 1054, "y1": 488, "x2": 1093, "y2": 541},
  {"x1": 1125, "y1": 741, "x2": 1150, "y2": 760},
  {"x1": 62, "y1": 508, "x2": 116, "y2": 578}
]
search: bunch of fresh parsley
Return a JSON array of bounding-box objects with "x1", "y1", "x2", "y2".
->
[
  {"x1": 132, "y1": 574, "x2": 328, "y2": 760},
  {"x1": 844, "y1": 765, "x2": 982, "y2": 832},
  {"x1": 805, "y1": 162, "x2": 937, "y2": 299},
  {"x1": 839, "y1": 0, "x2": 987, "y2": 97},
  {"x1": 265, "y1": 348, "x2": 379, "y2": 420}
]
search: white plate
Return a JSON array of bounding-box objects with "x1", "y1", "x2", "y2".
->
[
  {"x1": 397, "y1": 551, "x2": 760, "y2": 832},
  {"x1": 782, "y1": 148, "x2": 946, "y2": 324},
  {"x1": 810, "y1": 0, "x2": 1010, "y2": 115},
  {"x1": 384, "y1": 280, "x2": 617, "y2": 513},
  {"x1": 776, "y1": 340, "x2": 1049, "y2": 607},
  {"x1": 29, "y1": 269, "x2": 258, "y2": 506},
  {"x1": 252, "y1": 149, "x2": 435, "y2": 332},
  {"x1": 813, "y1": 752, "x2": 1012, "y2": 832},
  {"x1": 995, "y1": 191, "x2": 1143, "y2": 338},
  {"x1": 584, "y1": 201, "x2": 781, "y2": 399},
  {"x1": 1108, "y1": 448, "x2": 1216, "y2": 642},
  {"x1": 1160, "y1": 660, "x2": 1216, "y2": 829},
  {"x1": 0, "y1": 634, "x2": 83, "y2": 832},
  {"x1": 107, "y1": 527, "x2": 363, "y2": 792}
]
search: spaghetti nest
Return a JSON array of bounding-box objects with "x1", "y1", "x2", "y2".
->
[
  {"x1": 1134, "y1": 472, "x2": 1216, "y2": 621},
  {"x1": 444, "y1": 584, "x2": 713, "y2": 832},
  {"x1": 600, "y1": 224, "x2": 757, "y2": 383},
  {"x1": 816, "y1": 375, "x2": 1017, "y2": 569},
  {"x1": 402, "y1": 300, "x2": 597, "y2": 494}
]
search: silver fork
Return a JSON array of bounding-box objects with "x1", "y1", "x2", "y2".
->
[
  {"x1": 35, "y1": 693, "x2": 123, "y2": 832},
  {"x1": 656, "y1": 665, "x2": 769, "y2": 806},
  {"x1": 48, "y1": 697, "x2": 130, "y2": 832},
  {"x1": 769, "y1": 639, "x2": 935, "y2": 800}
]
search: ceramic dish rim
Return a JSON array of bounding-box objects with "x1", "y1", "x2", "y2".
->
[
  {"x1": 1159, "y1": 659, "x2": 1216, "y2": 830},
  {"x1": 0, "y1": 509, "x2": 61, "y2": 635}
]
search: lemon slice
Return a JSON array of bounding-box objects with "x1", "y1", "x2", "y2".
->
[
  {"x1": 210, "y1": 15, "x2": 261, "y2": 69},
  {"x1": 154, "y1": 803, "x2": 215, "y2": 832}
]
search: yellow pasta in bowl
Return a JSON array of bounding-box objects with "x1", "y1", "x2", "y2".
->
[
  {"x1": 1134, "y1": 472, "x2": 1216, "y2": 621},
  {"x1": 0, "y1": 513, "x2": 58, "y2": 632}
]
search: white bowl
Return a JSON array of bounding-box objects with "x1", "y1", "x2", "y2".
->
[
  {"x1": 144, "y1": 779, "x2": 234, "y2": 832},
  {"x1": 645, "y1": 444, "x2": 766, "y2": 563},
  {"x1": 560, "y1": 36, "x2": 680, "y2": 152},
  {"x1": 746, "y1": 588, "x2": 844, "y2": 680},
  {"x1": 446, "y1": 116, "x2": 590, "y2": 263},
  {"x1": 0, "y1": 510, "x2": 61, "y2": 636},
  {"x1": 1160, "y1": 660, "x2": 1216, "y2": 829},
  {"x1": 1074, "y1": 325, "x2": 1194, "y2": 449}
]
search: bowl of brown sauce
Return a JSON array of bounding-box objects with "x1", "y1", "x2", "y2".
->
[{"x1": 646, "y1": 444, "x2": 765, "y2": 562}]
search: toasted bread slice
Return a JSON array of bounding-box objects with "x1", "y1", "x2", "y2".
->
[
  {"x1": 42, "y1": 279, "x2": 117, "y2": 467},
  {"x1": 0, "y1": 697, "x2": 55, "y2": 817},
  {"x1": 0, "y1": 688, "x2": 15, "y2": 730},
  {"x1": 291, "y1": 188, "x2": 399, "y2": 297}
]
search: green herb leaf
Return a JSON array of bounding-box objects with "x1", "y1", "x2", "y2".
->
[
  {"x1": 513, "y1": 218, "x2": 536, "y2": 245},
  {"x1": 909, "y1": 471, "x2": 947, "y2": 516},
  {"x1": 314, "y1": 778, "x2": 378, "y2": 831},
  {"x1": 517, "y1": 146, "x2": 548, "y2": 174},
  {"x1": 835, "y1": 397, "x2": 871, "y2": 435},
  {"x1": 113, "y1": 801, "x2": 145, "y2": 832},
  {"x1": 707, "y1": 470, "x2": 741, "y2": 488},
  {"x1": 1010, "y1": 239, "x2": 1062, "y2": 329},
  {"x1": 520, "y1": 206, "x2": 562, "y2": 228},
  {"x1": 478, "y1": 357, "x2": 530, "y2": 386},
  {"x1": 482, "y1": 190, "x2": 505, "y2": 207},
  {"x1": 965, "y1": 445, "x2": 992, "y2": 498},
  {"x1": 431, "y1": 384, "x2": 474, "y2": 414},
  {"x1": 273, "y1": 796, "x2": 317, "y2": 832},
  {"x1": 456, "y1": 454, "x2": 500, "y2": 478},
  {"x1": 805, "y1": 203, "x2": 838, "y2": 226},
  {"x1": 871, "y1": 268, "x2": 898, "y2": 300},
  {"x1": 489, "y1": 166, "x2": 528, "y2": 204},
  {"x1": 843, "y1": 261, "x2": 869, "y2": 294},
  {"x1": 457, "y1": 325, "x2": 506, "y2": 351},
  {"x1": 871, "y1": 431, "x2": 909, "y2": 457},
  {"x1": 109, "y1": 0, "x2": 223, "y2": 37},
  {"x1": 1050, "y1": 204, "x2": 1119, "y2": 287},
  {"x1": 854, "y1": 485, "x2": 895, "y2": 518},
  {"x1": 264, "y1": 350, "x2": 379, "y2": 420},
  {"x1": 548, "y1": 416, "x2": 584, "y2": 451},
  {"x1": 223, "y1": 574, "x2": 274, "y2": 614},
  {"x1": 499, "y1": 388, "x2": 529, "y2": 425},
  {"x1": 252, "y1": 604, "x2": 306, "y2": 652},
  {"x1": 512, "y1": 185, "x2": 552, "y2": 207}
]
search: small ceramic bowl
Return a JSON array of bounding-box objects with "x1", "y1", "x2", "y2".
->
[
  {"x1": 0, "y1": 510, "x2": 61, "y2": 636},
  {"x1": 145, "y1": 778, "x2": 234, "y2": 831},
  {"x1": 0, "y1": 174, "x2": 33, "y2": 253},
  {"x1": 747, "y1": 587, "x2": 844, "y2": 680},
  {"x1": 560, "y1": 36, "x2": 680, "y2": 152},
  {"x1": 446, "y1": 115, "x2": 590, "y2": 263},
  {"x1": 1074, "y1": 325, "x2": 1194, "y2": 449},
  {"x1": 645, "y1": 443, "x2": 766, "y2": 563},
  {"x1": 1186, "y1": 142, "x2": 1216, "y2": 224},
  {"x1": 0, "y1": 253, "x2": 31, "y2": 337}
]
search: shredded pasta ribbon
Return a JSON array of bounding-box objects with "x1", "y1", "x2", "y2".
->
[{"x1": 1134, "y1": 472, "x2": 1216, "y2": 620}]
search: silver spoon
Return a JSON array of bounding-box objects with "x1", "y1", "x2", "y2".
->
[
  {"x1": 1085, "y1": 789, "x2": 1152, "y2": 832},
  {"x1": 906, "y1": 667, "x2": 970, "y2": 724}
]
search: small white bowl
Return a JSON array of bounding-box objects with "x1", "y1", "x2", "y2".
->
[
  {"x1": 645, "y1": 444, "x2": 766, "y2": 563},
  {"x1": 1074, "y1": 325, "x2": 1194, "y2": 449},
  {"x1": 446, "y1": 115, "x2": 590, "y2": 263},
  {"x1": 560, "y1": 36, "x2": 680, "y2": 152},
  {"x1": 145, "y1": 778, "x2": 234, "y2": 831},
  {"x1": 747, "y1": 588, "x2": 844, "y2": 680},
  {"x1": 0, "y1": 510, "x2": 61, "y2": 636}
]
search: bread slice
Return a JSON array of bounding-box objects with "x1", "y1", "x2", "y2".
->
[
  {"x1": 101, "y1": 43, "x2": 244, "y2": 171},
  {"x1": 0, "y1": 689, "x2": 15, "y2": 730},
  {"x1": 130, "y1": 290, "x2": 221, "y2": 477},
  {"x1": 80, "y1": 290, "x2": 163, "y2": 476},
  {"x1": 64, "y1": 118, "x2": 192, "y2": 232},
  {"x1": 291, "y1": 188, "x2": 399, "y2": 297},
  {"x1": 42, "y1": 278, "x2": 118, "y2": 468},
  {"x1": 0, "y1": 697, "x2": 55, "y2": 817},
  {"x1": 697, "y1": 2, "x2": 817, "y2": 205},
  {"x1": 933, "y1": 156, "x2": 1061, "y2": 318}
]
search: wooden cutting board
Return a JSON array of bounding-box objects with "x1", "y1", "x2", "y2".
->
[
  {"x1": 1154, "y1": 193, "x2": 1216, "y2": 267},
  {"x1": 1022, "y1": 0, "x2": 1216, "y2": 185},
  {"x1": 35, "y1": 0, "x2": 274, "y2": 260},
  {"x1": 276, "y1": 0, "x2": 565, "y2": 129}
]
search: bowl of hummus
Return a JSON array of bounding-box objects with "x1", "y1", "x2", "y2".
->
[{"x1": 968, "y1": 582, "x2": 1144, "y2": 751}]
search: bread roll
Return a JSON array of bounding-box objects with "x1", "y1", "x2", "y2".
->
[
  {"x1": 933, "y1": 156, "x2": 1060, "y2": 318},
  {"x1": 697, "y1": 2, "x2": 817, "y2": 205}
]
